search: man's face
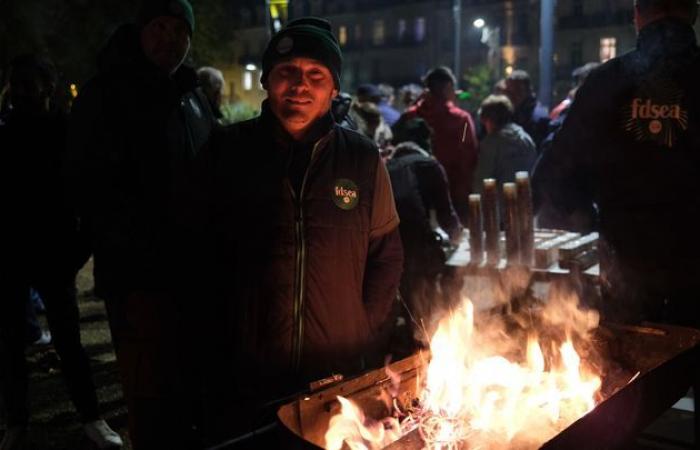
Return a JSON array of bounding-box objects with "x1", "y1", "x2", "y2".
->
[
  {"x1": 141, "y1": 16, "x2": 191, "y2": 75},
  {"x1": 265, "y1": 57, "x2": 338, "y2": 139}
]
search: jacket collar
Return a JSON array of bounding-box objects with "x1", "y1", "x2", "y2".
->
[{"x1": 637, "y1": 18, "x2": 697, "y2": 59}]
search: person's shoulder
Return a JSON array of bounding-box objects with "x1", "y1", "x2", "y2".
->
[
  {"x1": 580, "y1": 52, "x2": 631, "y2": 92},
  {"x1": 214, "y1": 116, "x2": 261, "y2": 144},
  {"x1": 336, "y1": 125, "x2": 378, "y2": 153},
  {"x1": 448, "y1": 103, "x2": 471, "y2": 118}
]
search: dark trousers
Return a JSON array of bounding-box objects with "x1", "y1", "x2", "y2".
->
[
  {"x1": 0, "y1": 269, "x2": 99, "y2": 427},
  {"x1": 104, "y1": 291, "x2": 200, "y2": 450}
]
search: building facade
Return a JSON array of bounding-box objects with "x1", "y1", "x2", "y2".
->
[{"x1": 223, "y1": 0, "x2": 700, "y2": 110}]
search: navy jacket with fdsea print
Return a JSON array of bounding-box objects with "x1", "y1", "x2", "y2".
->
[
  {"x1": 532, "y1": 18, "x2": 700, "y2": 324},
  {"x1": 200, "y1": 102, "x2": 403, "y2": 401}
]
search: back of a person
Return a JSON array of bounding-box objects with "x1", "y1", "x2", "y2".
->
[
  {"x1": 535, "y1": 12, "x2": 700, "y2": 324},
  {"x1": 411, "y1": 97, "x2": 470, "y2": 165},
  {"x1": 406, "y1": 96, "x2": 477, "y2": 220},
  {"x1": 490, "y1": 122, "x2": 537, "y2": 184},
  {"x1": 386, "y1": 148, "x2": 432, "y2": 250},
  {"x1": 587, "y1": 19, "x2": 700, "y2": 271},
  {"x1": 400, "y1": 66, "x2": 478, "y2": 221}
]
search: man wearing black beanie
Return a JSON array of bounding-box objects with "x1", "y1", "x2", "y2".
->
[
  {"x1": 67, "y1": 0, "x2": 213, "y2": 448},
  {"x1": 199, "y1": 17, "x2": 403, "y2": 444}
]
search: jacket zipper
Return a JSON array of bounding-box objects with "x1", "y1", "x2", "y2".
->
[{"x1": 289, "y1": 132, "x2": 332, "y2": 372}]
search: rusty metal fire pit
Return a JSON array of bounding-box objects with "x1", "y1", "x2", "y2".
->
[{"x1": 277, "y1": 322, "x2": 700, "y2": 450}]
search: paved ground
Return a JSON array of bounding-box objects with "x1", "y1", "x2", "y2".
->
[{"x1": 1, "y1": 261, "x2": 132, "y2": 450}]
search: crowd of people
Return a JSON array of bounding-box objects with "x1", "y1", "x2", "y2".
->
[{"x1": 1, "y1": 0, "x2": 699, "y2": 449}]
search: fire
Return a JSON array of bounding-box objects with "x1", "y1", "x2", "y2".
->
[
  {"x1": 325, "y1": 291, "x2": 602, "y2": 450},
  {"x1": 325, "y1": 397, "x2": 402, "y2": 450}
]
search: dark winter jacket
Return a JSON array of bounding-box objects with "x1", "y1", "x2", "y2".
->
[
  {"x1": 531, "y1": 18, "x2": 700, "y2": 324},
  {"x1": 67, "y1": 24, "x2": 214, "y2": 298},
  {"x1": 1, "y1": 110, "x2": 88, "y2": 274},
  {"x1": 387, "y1": 143, "x2": 461, "y2": 258},
  {"x1": 472, "y1": 122, "x2": 537, "y2": 195},
  {"x1": 201, "y1": 102, "x2": 403, "y2": 398}
]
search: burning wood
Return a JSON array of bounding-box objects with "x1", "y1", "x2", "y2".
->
[
  {"x1": 278, "y1": 299, "x2": 700, "y2": 450},
  {"x1": 324, "y1": 289, "x2": 603, "y2": 450}
]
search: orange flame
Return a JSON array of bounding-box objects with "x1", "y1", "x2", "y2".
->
[{"x1": 325, "y1": 293, "x2": 602, "y2": 450}]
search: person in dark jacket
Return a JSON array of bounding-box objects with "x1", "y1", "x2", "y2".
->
[
  {"x1": 386, "y1": 118, "x2": 462, "y2": 348},
  {"x1": 199, "y1": 17, "x2": 403, "y2": 444},
  {"x1": 505, "y1": 70, "x2": 550, "y2": 150},
  {"x1": 534, "y1": 63, "x2": 600, "y2": 232},
  {"x1": 472, "y1": 95, "x2": 537, "y2": 204},
  {"x1": 532, "y1": 0, "x2": 700, "y2": 328},
  {"x1": 0, "y1": 55, "x2": 122, "y2": 450},
  {"x1": 66, "y1": 1, "x2": 214, "y2": 448}
]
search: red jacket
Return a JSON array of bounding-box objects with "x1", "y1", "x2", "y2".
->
[{"x1": 402, "y1": 96, "x2": 478, "y2": 216}]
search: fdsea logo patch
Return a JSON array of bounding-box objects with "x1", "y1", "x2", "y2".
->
[
  {"x1": 623, "y1": 78, "x2": 688, "y2": 148},
  {"x1": 332, "y1": 179, "x2": 359, "y2": 210}
]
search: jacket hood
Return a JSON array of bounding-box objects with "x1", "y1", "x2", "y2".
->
[
  {"x1": 97, "y1": 24, "x2": 145, "y2": 74},
  {"x1": 96, "y1": 23, "x2": 199, "y2": 92}
]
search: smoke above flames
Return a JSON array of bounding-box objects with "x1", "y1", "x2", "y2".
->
[{"x1": 325, "y1": 273, "x2": 603, "y2": 450}]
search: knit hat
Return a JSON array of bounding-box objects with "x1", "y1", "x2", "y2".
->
[
  {"x1": 261, "y1": 17, "x2": 342, "y2": 88},
  {"x1": 138, "y1": 0, "x2": 195, "y2": 35}
]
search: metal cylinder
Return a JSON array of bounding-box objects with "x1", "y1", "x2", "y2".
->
[
  {"x1": 503, "y1": 182, "x2": 520, "y2": 265},
  {"x1": 482, "y1": 178, "x2": 499, "y2": 265},
  {"x1": 468, "y1": 194, "x2": 484, "y2": 265},
  {"x1": 515, "y1": 171, "x2": 535, "y2": 267}
]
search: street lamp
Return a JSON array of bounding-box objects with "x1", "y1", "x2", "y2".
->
[
  {"x1": 453, "y1": 0, "x2": 462, "y2": 81},
  {"x1": 473, "y1": 18, "x2": 501, "y2": 79}
]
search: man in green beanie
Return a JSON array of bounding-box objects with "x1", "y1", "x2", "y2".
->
[
  {"x1": 198, "y1": 17, "x2": 403, "y2": 444},
  {"x1": 67, "y1": 0, "x2": 214, "y2": 448}
]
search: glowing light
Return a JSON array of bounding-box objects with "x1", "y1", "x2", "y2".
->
[
  {"x1": 473, "y1": 18, "x2": 486, "y2": 29},
  {"x1": 325, "y1": 290, "x2": 602, "y2": 450},
  {"x1": 245, "y1": 63, "x2": 257, "y2": 71}
]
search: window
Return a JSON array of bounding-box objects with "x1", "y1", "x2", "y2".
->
[
  {"x1": 573, "y1": 0, "x2": 583, "y2": 16},
  {"x1": 339, "y1": 25, "x2": 348, "y2": 46},
  {"x1": 372, "y1": 19, "x2": 385, "y2": 45},
  {"x1": 414, "y1": 17, "x2": 426, "y2": 42},
  {"x1": 243, "y1": 71, "x2": 253, "y2": 91},
  {"x1": 600, "y1": 37, "x2": 616, "y2": 62},
  {"x1": 397, "y1": 19, "x2": 407, "y2": 41},
  {"x1": 354, "y1": 23, "x2": 363, "y2": 43}
]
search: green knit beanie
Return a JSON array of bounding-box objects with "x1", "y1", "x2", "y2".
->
[
  {"x1": 138, "y1": 0, "x2": 195, "y2": 35},
  {"x1": 261, "y1": 17, "x2": 342, "y2": 88}
]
